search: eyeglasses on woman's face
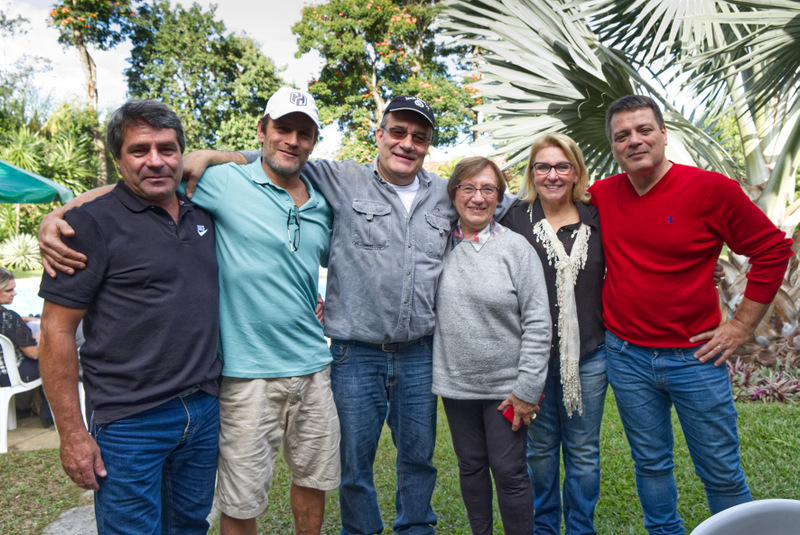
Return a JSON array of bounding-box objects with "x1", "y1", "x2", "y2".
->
[
  {"x1": 455, "y1": 184, "x2": 499, "y2": 199},
  {"x1": 533, "y1": 162, "x2": 574, "y2": 176}
]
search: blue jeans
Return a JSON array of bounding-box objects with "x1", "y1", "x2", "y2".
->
[
  {"x1": 605, "y1": 331, "x2": 751, "y2": 535},
  {"x1": 93, "y1": 390, "x2": 219, "y2": 535},
  {"x1": 527, "y1": 344, "x2": 608, "y2": 535},
  {"x1": 330, "y1": 338, "x2": 438, "y2": 535}
]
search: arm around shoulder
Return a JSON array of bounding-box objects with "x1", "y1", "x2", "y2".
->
[
  {"x1": 182, "y1": 149, "x2": 249, "y2": 199},
  {"x1": 39, "y1": 185, "x2": 114, "y2": 278}
]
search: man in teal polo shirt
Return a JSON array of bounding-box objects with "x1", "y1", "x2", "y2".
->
[
  {"x1": 191, "y1": 87, "x2": 338, "y2": 535},
  {"x1": 185, "y1": 88, "x2": 338, "y2": 535}
]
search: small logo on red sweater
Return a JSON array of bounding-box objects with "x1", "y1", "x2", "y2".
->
[{"x1": 668, "y1": 216, "x2": 673, "y2": 223}]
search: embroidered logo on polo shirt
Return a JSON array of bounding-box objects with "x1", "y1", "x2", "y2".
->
[{"x1": 197, "y1": 225, "x2": 209, "y2": 236}]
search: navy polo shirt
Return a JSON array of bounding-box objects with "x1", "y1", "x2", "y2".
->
[{"x1": 39, "y1": 182, "x2": 221, "y2": 424}]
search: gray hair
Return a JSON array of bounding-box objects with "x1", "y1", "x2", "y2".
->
[{"x1": 106, "y1": 100, "x2": 185, "y2": 159}]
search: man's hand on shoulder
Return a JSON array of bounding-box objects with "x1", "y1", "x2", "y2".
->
[
  {"x1": 60, "y1": 430, "x2": 107, "y2": 491},
  {"x1": 39, "y1": 185, "x2": 115, "y2": 277},
  {"x1": 182, "y1": 149, "x2": 248, "y2": 199},
  {"x1": 39, "y1": 210, "x2": 85, "y2": 278}
]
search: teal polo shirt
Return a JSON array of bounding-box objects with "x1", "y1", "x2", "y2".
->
[{"x1": 187, "y1": 159, "x2": 333, "y2": 378}]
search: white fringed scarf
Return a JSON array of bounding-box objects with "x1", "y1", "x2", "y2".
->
[{"x1": 531, "y1": 212, "x2": 591, "y2": 417}]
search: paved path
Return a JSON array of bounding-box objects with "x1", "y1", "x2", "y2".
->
[
  {"x1": 44, "y1": 503, "x2": 220, "y2": 533},
  {"x1": 43, "y1": 504, "x2": 96, "y2": 535},
  {"x1": 5, "y1": 414, "x2": 59, "y2": 452}
]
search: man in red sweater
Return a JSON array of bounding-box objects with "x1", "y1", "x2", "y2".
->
[{"x1": 589, "y1": 95, "x2": 793, "y2": 535}]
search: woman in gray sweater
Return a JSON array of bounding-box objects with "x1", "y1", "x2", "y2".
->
[{"x1": 433, "y1": 157, "x2": 551, "y2": 535}]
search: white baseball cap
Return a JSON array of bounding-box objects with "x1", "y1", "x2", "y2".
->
[{"x1": 264, "y1": 87, "x2": 321, "y2": 129}]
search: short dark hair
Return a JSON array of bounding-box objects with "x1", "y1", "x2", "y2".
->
[
  {"x1": 605, "y1": 95, "x2": 665, "y2": 141},
  {"x1": 447, "y1": 156, "x2": 507, "y2": 204},
  {"x1": 106, "y1": 100, "x2": 185, "y2": 159}
]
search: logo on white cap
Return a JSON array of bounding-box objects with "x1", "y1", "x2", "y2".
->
[
  {"x1": 264, "y1": 87, "x2": 320, "y2": 129},
  {"x1": 290, "y1": 92, "x2": 308, "y2": 107}
]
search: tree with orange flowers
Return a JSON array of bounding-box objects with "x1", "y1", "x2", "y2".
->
[
  {"x1": 47, "y1": 0, "x2": 137, "y2": 108},
  {"x1": 294, "y1": 0, "x2": 479, "y2": 162},
  {"x1": 47, "y1": 0, "x2": 138, "y2": 184}
]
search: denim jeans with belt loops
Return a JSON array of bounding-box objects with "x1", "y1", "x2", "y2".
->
[
  {"x1": 92, "y1": 389, "x2": 219, "y2": 535},
  {"x1": 605, "y1": 331, "x2": 751, "y2": 535},
  {"x1": 330, "y1": 338, "x2": 438, "y2": 535},
  {"x1": 527, "y1": 343, "x2": 608, "y2": 535}
]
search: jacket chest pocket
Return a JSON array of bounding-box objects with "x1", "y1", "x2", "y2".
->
[
  {"x1": 424, "y1": 213, "x2": 450, "y2": 259},
  {"x1": 351, "y1": 200, "x2": 392, "y2": 249}
]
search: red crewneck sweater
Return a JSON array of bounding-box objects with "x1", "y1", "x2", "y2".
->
[{"x1": 589, "y1": 163, "x2": 792, "y2": 347}]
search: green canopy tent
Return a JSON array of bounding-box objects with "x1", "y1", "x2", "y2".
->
[{"x1": 0, "y1": 159, "x2": 74, "y2": 204}]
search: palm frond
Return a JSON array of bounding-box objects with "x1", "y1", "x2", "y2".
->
[
  {"x1": 443, "y1": 0, "x2": 738, "y2": 179},
  {"x1": 685, "y1": 4, "x2": 800, "y2": 112}
]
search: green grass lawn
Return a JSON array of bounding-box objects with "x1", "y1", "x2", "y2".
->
[
  {"x1": 13, "y1": 269, "x2": 43, "y2": 280},
  {"x1": 3, "y1": 393, "x2": 799, "y2": 534}
]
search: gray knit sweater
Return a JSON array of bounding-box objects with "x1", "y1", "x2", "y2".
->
[{"x1": 432, "y1": 229, "x2": 551, "y2": 403}]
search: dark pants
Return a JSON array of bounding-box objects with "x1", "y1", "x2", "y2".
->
[{"x1": 442, "y1": 397, "x2": 533, "y2": 535}]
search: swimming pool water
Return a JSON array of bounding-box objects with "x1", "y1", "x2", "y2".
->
[{"x1": 9, "y1": 276, "x2": 44, "y2": 317}]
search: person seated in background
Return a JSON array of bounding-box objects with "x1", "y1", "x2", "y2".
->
[{"x1": 0, "y1": 267, "x2": 52, "y2": 427}]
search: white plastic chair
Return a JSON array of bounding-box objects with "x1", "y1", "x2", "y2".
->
[
  {"x1": 691, "y1": 499, "x2": 800, "y2": 535},
  {"x1": 0, "y1": 333, "x2": 43, "y2": 454}
]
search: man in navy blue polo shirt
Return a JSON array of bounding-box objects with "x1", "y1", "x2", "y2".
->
[{"x1": 38, "y1": 100, "x2": 221, "y2": 535}]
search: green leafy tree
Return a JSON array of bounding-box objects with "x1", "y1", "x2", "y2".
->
[
  {"x1": 0, "y1": 9, "x2": 26, "y2": 33},
  {"x1": 294, "y1": 0, "x2": 480, "y2": 161},
  {"x1": 0, "y1": 10, "x2": 51, "y2": 132},
  {"x1": 0, "y1": 102, "x2": 100, "y2": 240},
  {"x1": 47, "y1": 0, "x2": 136, "y2": 107},
  {"x1": 125, "y1": 0, "x2": 284, "y2": 150},
  {"x1": 443, "y1": 0, "x2": 800, "y2": 232}
]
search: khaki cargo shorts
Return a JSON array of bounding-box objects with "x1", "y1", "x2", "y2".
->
[{"x1": 215, "y1": 366, "x2": 341, "y2": 519}]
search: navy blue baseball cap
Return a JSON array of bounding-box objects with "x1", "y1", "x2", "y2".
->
[{"x1": 383, "y1": 95, "x2": 435, "y2": 128}]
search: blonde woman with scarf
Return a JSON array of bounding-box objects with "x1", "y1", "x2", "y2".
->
[{"x1": 500, "y1": 133, "x2": 607, "y2": 535}]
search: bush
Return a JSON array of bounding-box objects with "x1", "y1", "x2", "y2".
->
[
  {"x1": 729, "y1": 357, "x2": 800, "y2": 402},
  {"x1": 0, "y1": 233, "x2": 42, "y2": 271}
]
